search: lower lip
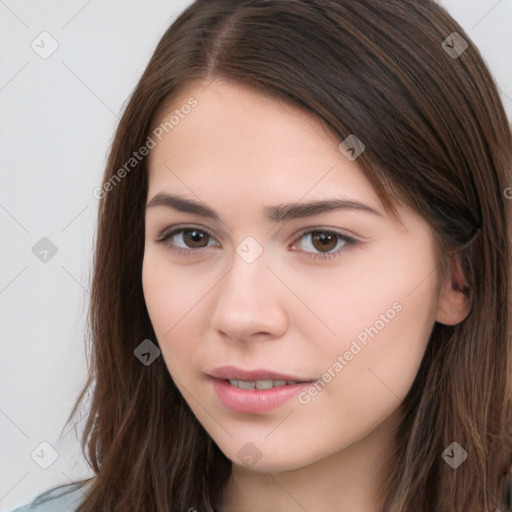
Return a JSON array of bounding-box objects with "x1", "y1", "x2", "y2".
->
[{"x1": 210, "y1": 377, "x2": 313, "y2": 413}]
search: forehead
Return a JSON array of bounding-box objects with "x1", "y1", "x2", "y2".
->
[{"x1": 147, "y1": 79, "x2": 381, "y2": 208}]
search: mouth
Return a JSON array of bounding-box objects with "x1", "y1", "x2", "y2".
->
[{"x1": 208, "y1": 365, "x2": 315, "y2": 413}]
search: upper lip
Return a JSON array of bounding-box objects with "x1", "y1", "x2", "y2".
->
[{"x1": 209, "y1": 365, "x2": 311, "y2": 382}]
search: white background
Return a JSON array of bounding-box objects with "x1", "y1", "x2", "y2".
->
[{"x1": 0, "y1": 0, "x2": 511, "y2": 509}]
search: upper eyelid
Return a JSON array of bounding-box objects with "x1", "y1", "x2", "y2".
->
[{"x1": 157, "y1": 224, "x2": 218, "y2": 242}]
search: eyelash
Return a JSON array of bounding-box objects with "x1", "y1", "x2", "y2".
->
[{"x1": 155, "y1": 225, "x2": 357, "y2": 261}]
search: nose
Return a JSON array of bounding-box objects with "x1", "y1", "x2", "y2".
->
[{"x1": 209, "y1": 251, "x2": 290, "y2": 344}]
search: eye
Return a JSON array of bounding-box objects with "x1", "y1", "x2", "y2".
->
[
  {"x1": 155, "y1": 225, "x2": 357, "y2": 260},
  {"x1": 156, "y1": 226, "x2": 219, "y2": 255},
  {"x1": 290, "y1": 229, "x2": 357, "y2": 260}
]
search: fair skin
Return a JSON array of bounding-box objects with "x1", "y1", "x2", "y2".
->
[{"x1": 142, "y1": 79, "x2": 470, "y2": 512}]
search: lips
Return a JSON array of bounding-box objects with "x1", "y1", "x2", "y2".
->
[{"x1": 209, "y1": 365, "x2": 315, "y2": 413}]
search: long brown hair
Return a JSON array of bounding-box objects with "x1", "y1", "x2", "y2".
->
[{"x1": 61, "y1": 0, "x2": 512, "y2": 510}]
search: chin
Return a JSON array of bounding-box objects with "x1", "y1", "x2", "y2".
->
[{"x1": 215, "y1": 438, "x2": 328, "y2": 474}]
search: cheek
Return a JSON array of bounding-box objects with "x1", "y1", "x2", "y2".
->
[
  {"x1": 274, "y1": 234, "x2": 438, "y2": 357},
  {"x1": 141, "y1": 250, "x2": 203, "y2": 367},
  {"x1": 142, "y1": 252, "x2": 177, "y2": 336},
  {"x1": 287, "y1": 269, "x2": 438, "y2": 465},
  {"x1": 142, "y1": 247, "x2": 208, "y2": 333},
  {"x1": 313, "y1": 242, "x2": 439, "y2": 415}
]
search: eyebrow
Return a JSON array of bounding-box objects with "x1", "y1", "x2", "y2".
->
[{"x1": 145, "y1": 193, "x2": 383, "y2": 223}]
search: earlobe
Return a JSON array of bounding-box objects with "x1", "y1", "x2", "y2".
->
[{"x1": 435, "y1": 254, "x2": 472, "y2": 326}]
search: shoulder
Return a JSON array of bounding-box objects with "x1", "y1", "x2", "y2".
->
[{"x1": 9, "y1": 479, "x2": 94, "y2": 512}]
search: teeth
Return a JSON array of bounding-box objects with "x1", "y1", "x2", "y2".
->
[
  {"x1": 228, "y1": 379, "x2": 299, "y2": 389},
  {"x1": 238, "y1": 380, "x2": 256, "y2": 390},
  {"x1": 256, "y1": 379, "x2": 273, "y2": 390}
]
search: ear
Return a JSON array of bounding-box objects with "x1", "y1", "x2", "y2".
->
[{"x1": 435, "y1": 253, "x2": 472, "y2": 326}]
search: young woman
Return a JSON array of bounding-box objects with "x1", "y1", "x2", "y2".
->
[{"x1": 12, "y1": 0, "x2": 512, "y2": 511}]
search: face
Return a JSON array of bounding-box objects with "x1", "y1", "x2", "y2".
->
[{"x1": 142, "y1": 79, "x2": 442, "y2": 473}]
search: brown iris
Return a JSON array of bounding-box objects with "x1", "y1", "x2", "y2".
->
[
  {"x1": 309, "y1": 231, "x2": 338, "y2": 253},
  {"x1": 182, "y1": 229, "x2": 209, "y2": 248}
]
